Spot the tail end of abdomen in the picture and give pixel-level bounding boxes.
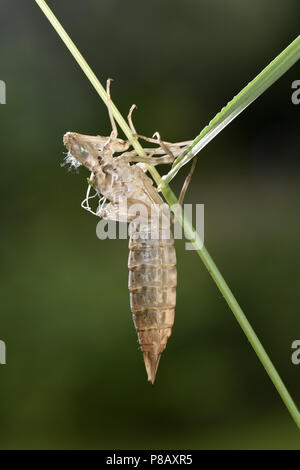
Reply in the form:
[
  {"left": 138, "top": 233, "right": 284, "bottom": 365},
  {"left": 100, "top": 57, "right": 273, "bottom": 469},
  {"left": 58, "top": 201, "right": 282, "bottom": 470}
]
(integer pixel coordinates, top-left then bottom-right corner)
[
  {"left": 143, "top": 351, "right": 161, "bottom": 385},
  {"left": 128, "top": 232, "right": 177, "bottom": 384},
  {"left": 132, "top": 304, "right": 175, "bottom": 384}
]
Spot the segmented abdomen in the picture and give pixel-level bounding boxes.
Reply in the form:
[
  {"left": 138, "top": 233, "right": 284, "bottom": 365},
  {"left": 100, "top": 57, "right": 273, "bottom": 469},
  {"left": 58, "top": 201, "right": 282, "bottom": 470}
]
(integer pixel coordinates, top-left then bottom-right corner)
[{"left": 128, "top": 223, "right": 177, "bottom": 384}]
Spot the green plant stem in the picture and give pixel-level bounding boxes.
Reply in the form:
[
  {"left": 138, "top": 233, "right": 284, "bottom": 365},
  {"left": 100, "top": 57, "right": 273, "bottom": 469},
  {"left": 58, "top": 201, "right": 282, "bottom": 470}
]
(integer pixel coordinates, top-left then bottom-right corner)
[{"left": 35, "top": 0, "right": 300, "bottom": 429}]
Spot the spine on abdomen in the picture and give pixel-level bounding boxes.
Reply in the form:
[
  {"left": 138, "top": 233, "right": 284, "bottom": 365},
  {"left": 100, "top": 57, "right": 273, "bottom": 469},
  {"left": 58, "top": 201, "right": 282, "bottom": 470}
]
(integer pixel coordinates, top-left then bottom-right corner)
[{"left": 128, "top": 223, "right": 177, "bottom": 384}]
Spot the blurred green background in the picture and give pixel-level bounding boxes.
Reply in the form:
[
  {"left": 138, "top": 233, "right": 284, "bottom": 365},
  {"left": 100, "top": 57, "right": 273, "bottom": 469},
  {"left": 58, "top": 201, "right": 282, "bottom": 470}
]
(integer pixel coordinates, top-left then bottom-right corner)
[{"left": 0, "top": 0, "right": 300, "bottom": 449}]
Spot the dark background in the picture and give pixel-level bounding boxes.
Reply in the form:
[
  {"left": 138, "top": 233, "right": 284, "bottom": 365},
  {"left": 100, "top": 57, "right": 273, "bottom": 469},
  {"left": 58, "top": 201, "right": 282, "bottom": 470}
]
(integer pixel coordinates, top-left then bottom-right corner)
[{"left": 0, "top": 0, "right": 300, "bottom": 449}]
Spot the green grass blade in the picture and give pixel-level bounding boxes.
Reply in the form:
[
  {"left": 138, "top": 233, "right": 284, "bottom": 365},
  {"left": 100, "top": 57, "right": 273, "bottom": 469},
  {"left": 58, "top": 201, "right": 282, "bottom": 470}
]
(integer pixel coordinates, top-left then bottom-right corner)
[{"left": 161, "top": 35, "right": 300, "bottom": 187}]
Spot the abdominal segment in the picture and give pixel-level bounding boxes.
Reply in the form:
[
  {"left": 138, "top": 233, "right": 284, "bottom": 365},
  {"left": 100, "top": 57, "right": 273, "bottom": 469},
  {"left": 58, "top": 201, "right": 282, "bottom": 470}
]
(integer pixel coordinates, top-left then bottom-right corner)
[{"left": 128, "top": 225, "right": 177, "bottom": 384}]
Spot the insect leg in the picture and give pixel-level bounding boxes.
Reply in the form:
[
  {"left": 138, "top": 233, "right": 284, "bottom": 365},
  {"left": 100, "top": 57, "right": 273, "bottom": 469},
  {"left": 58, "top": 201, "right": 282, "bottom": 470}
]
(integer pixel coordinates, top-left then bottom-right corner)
[
  {"left": 106, "top": 78, "right": 118, "bottom": 138},
  {"left": 126, "top": 107, "right": 174, "bottom": 164},
  {"left": 134, "top": 134, "right": 192, "bottom": 148},
  {"left": 128, "top": 104, "right": 138, "bottom": 135},
  {"left": 118, "top": 150, "right": 173, "bottom": 166},
  {"left": 127, "top": 105, "right": 175, "bottom": 162},
  {"left": 134, "top": 133, "right": 194, "bottom": 162},
  {"left": 178, "top": 158, "right": 197, "bottom": 205},
  {"left": 127, "top": 106, "right": 191, "bottom": 161},
  {"left": 153, "top": 132, "right": 176, "bottom": 162},
  {"left": 132, "top": 131, "right": 177, "bottom": 163}
]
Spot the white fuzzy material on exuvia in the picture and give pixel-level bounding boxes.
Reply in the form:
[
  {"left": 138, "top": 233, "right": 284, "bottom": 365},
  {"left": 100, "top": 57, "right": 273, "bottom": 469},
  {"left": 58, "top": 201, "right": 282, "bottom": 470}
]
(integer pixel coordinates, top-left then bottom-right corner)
[
  {"left": 81, "top": 171, "right": 107, "bottom": 217},
  {"left": 62, "top": 151, "right": 82, "bottom": 170},
  {"left": 62, "top": 154, "right": 106, "bottom": 216}
]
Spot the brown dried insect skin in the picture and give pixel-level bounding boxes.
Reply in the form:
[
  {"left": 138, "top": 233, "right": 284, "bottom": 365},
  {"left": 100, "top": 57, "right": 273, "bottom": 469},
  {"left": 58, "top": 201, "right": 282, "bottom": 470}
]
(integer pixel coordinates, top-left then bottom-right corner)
[{"left": 63, "top": 79, "right": 194, "bottom": 384}]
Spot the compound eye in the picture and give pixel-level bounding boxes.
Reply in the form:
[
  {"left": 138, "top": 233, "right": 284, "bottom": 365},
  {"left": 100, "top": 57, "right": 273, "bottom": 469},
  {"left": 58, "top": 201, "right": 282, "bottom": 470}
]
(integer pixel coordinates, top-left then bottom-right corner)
[
  {"left": 71, "top": 143, "right": 90, "bottom": 163},
  {"left": 79, "top": 145, "right": 90, "bottom": 161}
]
